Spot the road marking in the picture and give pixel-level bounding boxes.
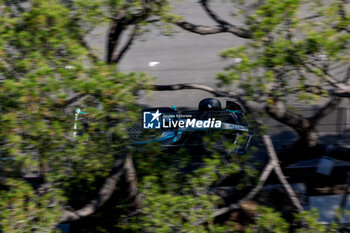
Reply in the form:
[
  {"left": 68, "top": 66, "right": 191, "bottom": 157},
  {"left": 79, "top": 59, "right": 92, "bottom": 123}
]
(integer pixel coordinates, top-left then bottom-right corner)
[
  {"left": 234, "top": 58, "right": 242, "bottom": 64},
  {"left": 148, "top": 61, "right": 160, "bottom": 67}
]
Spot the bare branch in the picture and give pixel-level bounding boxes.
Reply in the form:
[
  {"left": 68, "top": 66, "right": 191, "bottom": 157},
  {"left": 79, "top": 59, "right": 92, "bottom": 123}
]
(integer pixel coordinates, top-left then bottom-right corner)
[
  {"left": 107, "top": 18, "right": 127, "bottom": 63},
  {"left": 61, "top": 154, "right": 126, "bottom": 222},
  {"left": 332, "top": 91, "right": 350, "bottom": 97},
  {"left": 266, "top": 100, "right": 311, "bottom": 132},
  {"left": 146, "top": 19, "right": 160, "bottom": 24},
  {"left": 175, "top": 0, "right": 252, "bottom": 38},
  {"left": 195, "top": 135, "right": 303, "bottom": 225},
  {"left": 194, "top": 160, "right": 275, "bottom": 225},
  {"left": 124, "top": 154, "right": 142, "bottom": 208},
  {"left": 55, "top": 93, "right": 88, "bottom": 108},
  {"left": 301, "top": 14, "right": 321, "bottom": 20},
  {"left": 294, "top": 85, "right": 325, "bottom": 96},
  {"left": 200, "top": 0, "right": 234, "bottom": 26},
  {"left": 174, "top": 21, "right": 251, "bottom": 38},
  {"left": 309, "top": 97, "right": 342, "bottom": 126},
  {"left": 114, "top": 25, "right": 138, "bottom": 64},
  {"left": 262, "top": 135, "right": 304, "bottom": 212},
  {"left": 345, "top": 66, "right": 350, "bottom": 85},
  {"left": 153, "top": 83, "right": 238, "bottom": 98},
  {"left": 323, "top": 70, "right": 350, "bottom": 90},
  {"left": 0, "top": 56, "right": 21, "bottom": 79},
  {"left": 304, "top": 63, "right": 350, "bottom": 91},
  {"left": 309, "top": 65, "right": 350, "bottom": 124}
]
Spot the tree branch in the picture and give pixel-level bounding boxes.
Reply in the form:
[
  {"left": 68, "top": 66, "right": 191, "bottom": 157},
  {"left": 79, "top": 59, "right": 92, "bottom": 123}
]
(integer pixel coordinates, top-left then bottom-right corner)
[
  {"left": 304, "top": 63, "right": 350, "bottom": 91},
  {"left": 200, "top": 0, "right": 236, "bottom": 26},
  {"left": 262, "top": 135, "right": 304, "bottom": 212},
  {"left": 0, "top": 56, "right": 21, "bottom": 80},
  {"left": 266, "top": 100, "right": 311, "bottom": 132},
  {"left": 222, "top": 161, "right": 275, "bottom": 213},
  {"left": 153, "top": 83, "right": 238, "bottom": 98},
  {"left": 55, "top": 93, "right": 88, "bottom": 108},
  {"left": 78, "top": 37, "right": 100, "bottom": 63},
  {"left": 309, "top": 64, "right": 350, "bottom": 124},
  {"left": 107, "top": 18, "right": 127, "bottom": 63},
  {"left": 309, "top": 97, "right": 342, "bottom": 126},
  {"left": 174, "top": 21, "right": 251, "bottom": 38},
  {"left": 301, "top": 14, "right": 321, "bottom": 20},
  {"left": 61, "top": 154, "right": 126, "bottom": 222},
  {"left": 332, "top": 91, "right": 350, "bottom": 97},
  {"left": 124, "top": 154, "right": 142, "bottom": 208},
  {"left": 194, "top": 158, "right": 275, "bottom": 225},
  {"left": 194, "top": 135, "right": 303, "bottom": 225},
  {"left": 173, "top": 0, "right": 251, "bottom": 38},
  {"left": 114, "top": 25, "right": 138, "bottom": 64}
]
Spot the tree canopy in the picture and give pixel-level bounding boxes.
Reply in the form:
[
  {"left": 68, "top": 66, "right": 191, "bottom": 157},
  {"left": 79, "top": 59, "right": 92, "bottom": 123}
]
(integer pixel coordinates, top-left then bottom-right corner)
[{"left": 0, "top": 0, "right": 350, "bottom": 232}]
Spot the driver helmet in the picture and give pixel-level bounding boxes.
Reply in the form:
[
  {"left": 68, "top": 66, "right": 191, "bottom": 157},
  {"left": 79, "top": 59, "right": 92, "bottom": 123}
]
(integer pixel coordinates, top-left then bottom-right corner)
[{"left": 198, "top": 98, "right": 222, "bottom": 111}]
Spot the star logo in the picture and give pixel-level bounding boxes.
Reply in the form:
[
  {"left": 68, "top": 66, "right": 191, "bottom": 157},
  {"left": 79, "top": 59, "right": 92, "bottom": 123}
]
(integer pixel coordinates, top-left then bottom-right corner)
[
  {"left": 143, "top": 109, "right": 162, "bottom": 129},
  {"left": 151, "top": 109, "right": 162, "bottom": 122}
]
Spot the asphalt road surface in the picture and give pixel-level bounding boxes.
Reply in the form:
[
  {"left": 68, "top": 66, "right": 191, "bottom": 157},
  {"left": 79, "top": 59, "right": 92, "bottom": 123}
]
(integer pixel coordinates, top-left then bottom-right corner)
[
  {"left": 87, "top": 0, "right": 245, "bottom": 108},
  {"left": 86, "top": 0, "right": 350, "bottom": 145}
]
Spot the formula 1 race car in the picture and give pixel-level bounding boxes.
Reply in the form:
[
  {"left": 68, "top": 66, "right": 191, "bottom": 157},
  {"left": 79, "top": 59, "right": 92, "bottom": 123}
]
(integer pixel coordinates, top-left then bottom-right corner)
[
  {"left": 129, "top": 98, "right": 252, "bottom": 155},
  {"left": 73, "top": 98, "right": 252, "bottom": 155}
]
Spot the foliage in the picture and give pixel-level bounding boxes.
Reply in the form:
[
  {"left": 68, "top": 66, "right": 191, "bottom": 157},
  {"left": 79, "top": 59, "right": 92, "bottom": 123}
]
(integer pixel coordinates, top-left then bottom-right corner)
[
  {"left": 294, "top": 208, "right": 338, "bottom": 233},
  {"left": 121, "top": 138, "right": 248, "bottom": 233},
  {"left": 0, "top": 179, "right": 63, "bottom": 233},
  {"left": 246, "top": 207, "right": 338, "bottom": 233},
  {"left": 218, "top": 0, "right": 350, "bottom": 103},
  {"left": 0, "top": 1, "right": 245, "bottom": 232},
  {"left": 0, "top": 0, "right": 349, "bottom": 232},
  {"left": 0, "top": 0, "right": 152, "bottom": 231},
  {"left": 246, "top": 206, "right": 290, "bottom": 233}
]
